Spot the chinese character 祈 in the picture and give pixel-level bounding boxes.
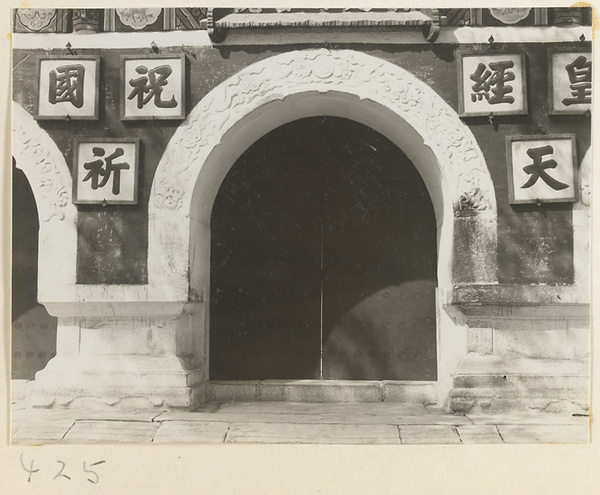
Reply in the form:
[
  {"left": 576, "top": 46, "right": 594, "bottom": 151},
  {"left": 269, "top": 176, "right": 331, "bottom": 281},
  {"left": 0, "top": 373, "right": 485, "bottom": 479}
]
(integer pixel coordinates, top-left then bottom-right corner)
[
  {"left": 127, "top": 65, "right": 177, "bottom": 109},
  {"left": 48, "top": 64, "right": 85, "bottom": 108},
  {"left": 562, "top": 55, "right": 592, "bottom": 106},
  {"left": 521, "top": 145, "right": 569, "bottom": 191},
  {"left": 82, "top": 147, "right": 130, "bottom": 195},
  {"left": 470, "top": 60, "right": 515, "bottom": 105}
]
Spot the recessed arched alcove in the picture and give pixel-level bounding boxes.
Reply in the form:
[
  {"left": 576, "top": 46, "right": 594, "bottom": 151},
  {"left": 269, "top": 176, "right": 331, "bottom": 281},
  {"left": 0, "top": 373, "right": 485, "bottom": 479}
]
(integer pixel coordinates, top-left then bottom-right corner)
[{"left": 209, "top": 116, "right": 438, "bottom": 382}]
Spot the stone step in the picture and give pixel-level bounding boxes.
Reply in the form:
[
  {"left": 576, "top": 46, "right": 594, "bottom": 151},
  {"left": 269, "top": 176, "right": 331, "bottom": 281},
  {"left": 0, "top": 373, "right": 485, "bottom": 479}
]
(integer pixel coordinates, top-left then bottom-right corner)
[
  {"left": 449, "top": 387, "right": 589, "bottom": 414},
  {"left": 30, "top": 385, "right": 202, "bottom": 409},
  {"left": 453, "top": 373, "right": 588, "bottom": 390},
  {"left": 455, "top": 356, "right": 588, "bottom": 375},
  {"left": 207, "top": 380, "right": 439, "bottom": 404}
]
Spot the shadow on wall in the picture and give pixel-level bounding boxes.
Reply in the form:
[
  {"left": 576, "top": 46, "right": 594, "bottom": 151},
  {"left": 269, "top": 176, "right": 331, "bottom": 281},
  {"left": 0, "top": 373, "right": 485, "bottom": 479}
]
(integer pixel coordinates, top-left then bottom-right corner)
[
  {"left": 12, "top": 164, "right": 57, "bottom": 380},
  {"left": 210, "top": 117, "right": 438, "bottom": 382},
  {"left": 321, "top": 280, "right": 438, "bottom": 381}
]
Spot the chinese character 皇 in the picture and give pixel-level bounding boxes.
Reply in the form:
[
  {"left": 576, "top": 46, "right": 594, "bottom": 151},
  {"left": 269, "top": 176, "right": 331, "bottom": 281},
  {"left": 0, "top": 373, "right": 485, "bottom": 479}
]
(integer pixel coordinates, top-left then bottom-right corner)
[
  {"left": 82, "top": 147, "right": 130, "bottom": 196},
  {"left": 521, "top": 145, "right": 569, "bottom": 191},
  {"left": 470, "top": 60, "right": 516, "bottom": 105},
  {"left": 127, "top": 65, "right": 177, "bottom": 110},
  {"left": 48, "top": 64, "right": 85, "bottom": 108},
  {"left": 562, "top": 55, "right": 592, "bottom": 106}
]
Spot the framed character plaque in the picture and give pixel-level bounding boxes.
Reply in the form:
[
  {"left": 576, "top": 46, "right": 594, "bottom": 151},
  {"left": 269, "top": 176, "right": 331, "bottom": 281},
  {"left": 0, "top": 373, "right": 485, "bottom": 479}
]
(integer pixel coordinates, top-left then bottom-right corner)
[
  {"left": 506, "top": 135, "right": 577, "bottom": 205},
  {"left": 73, "top": 138, "right": 140, "bottom": 205},
  {"left": 35, "top": 55, "right": 100, "bottom": 120},
  {"left": 120, "top": 55, "right": 186, "bottom": 120},
  {"left": 548, "top": 49, "right": 592, "bottom": 115},
  {"left": 458, "top": 52, "right": 527, "bottom": 117}
]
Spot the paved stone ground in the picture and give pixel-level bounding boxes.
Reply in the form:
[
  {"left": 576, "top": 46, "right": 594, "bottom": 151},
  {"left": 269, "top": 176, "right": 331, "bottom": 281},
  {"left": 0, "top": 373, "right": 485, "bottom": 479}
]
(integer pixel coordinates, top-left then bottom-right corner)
[{"left": 11, "top": 398, "right": 589, "bottom": 445}]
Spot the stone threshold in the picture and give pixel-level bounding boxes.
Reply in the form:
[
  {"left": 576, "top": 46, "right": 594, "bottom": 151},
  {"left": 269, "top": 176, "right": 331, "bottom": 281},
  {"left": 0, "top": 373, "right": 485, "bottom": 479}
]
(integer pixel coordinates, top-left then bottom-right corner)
[{"left": 206, "top": 379, "right": 439, "bottom": 404}]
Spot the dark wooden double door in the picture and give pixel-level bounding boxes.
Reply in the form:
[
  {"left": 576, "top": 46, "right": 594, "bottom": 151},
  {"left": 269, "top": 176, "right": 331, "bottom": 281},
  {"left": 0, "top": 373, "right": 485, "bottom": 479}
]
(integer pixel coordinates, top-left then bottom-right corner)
[{"left": 210, "top": 117, "right": 437, "bottom": 381}]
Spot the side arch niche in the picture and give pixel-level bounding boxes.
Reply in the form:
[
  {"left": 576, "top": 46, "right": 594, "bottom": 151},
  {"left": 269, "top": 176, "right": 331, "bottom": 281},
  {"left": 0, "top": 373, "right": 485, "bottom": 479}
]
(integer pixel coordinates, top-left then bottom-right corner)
[{"left": 11, "top": 102, "right": 77, "bottom": 304}]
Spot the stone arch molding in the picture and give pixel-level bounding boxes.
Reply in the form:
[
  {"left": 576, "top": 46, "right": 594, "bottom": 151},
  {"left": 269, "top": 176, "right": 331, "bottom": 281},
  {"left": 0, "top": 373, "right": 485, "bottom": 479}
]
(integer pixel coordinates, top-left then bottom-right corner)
[
  {"left": 149, "top": 49, "right": 498, "bottom": 302},
  {"left": 12, "top": 102, "right": 77, "bottom": 303}
]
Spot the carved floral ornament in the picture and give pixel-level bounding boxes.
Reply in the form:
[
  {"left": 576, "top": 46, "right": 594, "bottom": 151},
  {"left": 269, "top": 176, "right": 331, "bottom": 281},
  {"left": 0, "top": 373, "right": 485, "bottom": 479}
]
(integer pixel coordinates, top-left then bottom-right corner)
[
  {"left": 16, "top": 9, "right": 56, "bottom": 32},
  {"left": 116, "top": 8, "right": 162, "bottom": 30},
  {"left": 488, "top": 8, "right": 531, "bottom": 24},
  {"left": 12, "top": 104, "right": 73, "bottom": 222},
  {"left": 153, "top": 50, "right": 495, "bottom": 214}
]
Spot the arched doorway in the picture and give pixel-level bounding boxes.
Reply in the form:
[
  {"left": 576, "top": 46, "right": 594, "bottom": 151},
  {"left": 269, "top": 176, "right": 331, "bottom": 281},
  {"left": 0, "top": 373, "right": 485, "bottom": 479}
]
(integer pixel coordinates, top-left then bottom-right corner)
[
  {"left": 148, "top": 48, "right": 497, "bottom": 405},
  {"left": 210, "top": 117, "right": 437, "bottom": 381}
]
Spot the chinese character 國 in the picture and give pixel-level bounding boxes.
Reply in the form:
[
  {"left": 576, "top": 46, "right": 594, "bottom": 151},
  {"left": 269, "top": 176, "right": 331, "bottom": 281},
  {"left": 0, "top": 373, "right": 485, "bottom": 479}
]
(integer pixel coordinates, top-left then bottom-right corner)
[
  {"left": 127, "top": 64, "right": 177, "bottom": 109},
  {"left": 48, "top": 64, "right": 85, "bottom": 108},
  {"left": 562, "top": 55, "right": 592, "bottom": 106},
  {"left": 470, "top": 60, "right": 515, "bottom": 105},
  {"left": 82, "top": 147, "right": 130, "bottom": 196},
  {"left": 521, "top": 145, "right": 569, "bottom": 191}
]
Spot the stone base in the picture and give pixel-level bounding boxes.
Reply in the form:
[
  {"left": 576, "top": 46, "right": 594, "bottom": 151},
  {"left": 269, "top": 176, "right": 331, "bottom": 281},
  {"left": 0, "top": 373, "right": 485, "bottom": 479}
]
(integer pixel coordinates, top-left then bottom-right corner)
[
  {"left": 207, "top": 380, "right": 439, "bottom": 404},
  {"left": 31, "top": 355, "right": 205, "bottom": 409},
  {"left": 448, "top": 356, "right": 589, "bottom": 414}
]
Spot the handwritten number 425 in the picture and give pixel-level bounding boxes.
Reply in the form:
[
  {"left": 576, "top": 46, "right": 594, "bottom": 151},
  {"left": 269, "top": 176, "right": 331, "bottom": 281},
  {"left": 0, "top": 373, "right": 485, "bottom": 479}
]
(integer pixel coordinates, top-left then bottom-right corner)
[{"left": 20, "top": 454, "right": 105, "bottom": 483}]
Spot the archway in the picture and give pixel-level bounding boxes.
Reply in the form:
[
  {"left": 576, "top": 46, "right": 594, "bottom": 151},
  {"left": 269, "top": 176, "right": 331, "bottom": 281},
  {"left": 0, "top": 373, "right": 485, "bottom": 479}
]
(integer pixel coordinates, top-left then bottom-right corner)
[
  {"left": 149, "top": 49, "right": 497, "bottom": 305},
  {"left": 148, "top": 49, "right": 497, "bottom": 400},
  {"left": 209, "top": 117, "right": 438, "bottom": 381}
]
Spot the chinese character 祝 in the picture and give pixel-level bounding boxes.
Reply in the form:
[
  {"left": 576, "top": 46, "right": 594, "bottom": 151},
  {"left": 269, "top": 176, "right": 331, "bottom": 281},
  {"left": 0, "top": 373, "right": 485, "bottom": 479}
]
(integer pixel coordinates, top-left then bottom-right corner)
[
  {"left": 82, "top": 147, "right": 130, "bottom": 195},
  {"left": 127, "top": 65, "right": 177, "bottom": 109},
  {"left": 521, "top": 145, "right": 569, "bottom": 191},
  {"left": 562, "top": 55, "right": 592, "bottom": 106},
  {"left": 49, "top": 64, "right": 85, "bottom": 108},
  {"left": 470, "top": 60, "right": 515, "bottom": 105}
]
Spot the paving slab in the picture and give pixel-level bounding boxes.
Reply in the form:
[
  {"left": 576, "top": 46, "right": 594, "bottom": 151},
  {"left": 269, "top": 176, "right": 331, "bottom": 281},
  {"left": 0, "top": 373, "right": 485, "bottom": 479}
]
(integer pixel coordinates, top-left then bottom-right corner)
[
  {"left": 12, "top": 407, "right": 162, "bottom": 423},
  {"left": 156, "top": 411, "right": 468, "bottom": 426},
  {"left": 62, "top": 420, "right": 159, "bottom": 444},
  {"left": 496, "top": 424, "right": 589, "bottom": 444},
  {"left": 11, "top": 421, "right": 76, "bottom": 445},
  {"left": 153, "top": 421, "right": 230, "bottom": 443},
  {"left": 456, "top": 425, "right": 504, "bottom": 444},
  {"left": 399, "top": 425, "right": 461, "bottom": 444},
  {"left": 225, "top": 422, "right": 400, "bottom": 444},
  {"left": 465, "top": 413, "right": 588, "bottom": 426}
]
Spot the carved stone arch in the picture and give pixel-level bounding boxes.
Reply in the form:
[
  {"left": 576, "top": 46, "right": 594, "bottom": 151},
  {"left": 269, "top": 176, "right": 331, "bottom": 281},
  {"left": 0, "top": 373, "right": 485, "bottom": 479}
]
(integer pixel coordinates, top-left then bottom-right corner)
[
  {"left": 149, "top": 49, "right": 498, "bottom": 303},
  {"left": 12, "top": 102, "right": 77, "bottom": 303}
]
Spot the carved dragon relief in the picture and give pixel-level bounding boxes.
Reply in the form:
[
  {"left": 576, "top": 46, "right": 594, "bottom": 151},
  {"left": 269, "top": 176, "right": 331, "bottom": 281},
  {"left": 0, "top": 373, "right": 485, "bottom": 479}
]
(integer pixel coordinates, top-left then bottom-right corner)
[
  {"left": 154, "top": 49, "right": 494, "bottom": 213},
  {"left": 13, "top": 119, "right": 72, "bottom": 222}
]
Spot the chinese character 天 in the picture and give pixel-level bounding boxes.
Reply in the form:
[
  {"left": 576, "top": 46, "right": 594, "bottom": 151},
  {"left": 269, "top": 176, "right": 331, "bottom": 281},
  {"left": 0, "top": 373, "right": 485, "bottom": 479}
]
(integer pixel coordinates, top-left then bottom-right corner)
[{"left": 521, "top": 145, "right": 569, "bottom": 191}]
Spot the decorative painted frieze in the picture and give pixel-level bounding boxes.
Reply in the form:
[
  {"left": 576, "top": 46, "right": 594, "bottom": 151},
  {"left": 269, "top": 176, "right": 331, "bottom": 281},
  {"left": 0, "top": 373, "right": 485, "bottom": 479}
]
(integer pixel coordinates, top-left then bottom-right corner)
[
  {"left": 14, "top": 9, "right": 61, "bottom": 33},
  {"left": 116, "top": 8, "right": 162, "bottom": 30},
  {"left": 72, "top": 9, "right": 102, "bottom": 33},
  {"left": 488, "top": 8, "right": 532, "bottom": 25}
]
